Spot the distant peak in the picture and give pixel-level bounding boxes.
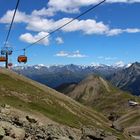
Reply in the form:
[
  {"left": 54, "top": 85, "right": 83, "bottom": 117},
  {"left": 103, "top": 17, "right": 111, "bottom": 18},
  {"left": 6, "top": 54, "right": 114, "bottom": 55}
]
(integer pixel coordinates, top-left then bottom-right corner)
[
  {"left": 132, "top": 62, "right": 140, "bottom": 66},
  {"left": 91, "top": 63, "right": 107, "bottom": 68}
]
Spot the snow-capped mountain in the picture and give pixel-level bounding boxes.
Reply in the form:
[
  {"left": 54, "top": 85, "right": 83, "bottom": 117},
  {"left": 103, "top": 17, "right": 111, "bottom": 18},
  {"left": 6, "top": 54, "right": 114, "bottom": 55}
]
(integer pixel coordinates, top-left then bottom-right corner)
[
  {"left": 112, "top": 61, "right": 132, "bottom": 68},
  {"left": 12, "top": 63, "right": 129, "bottom": 88},
  {"left": 110, "top": 62, "right": 140, "bottom": 95}
]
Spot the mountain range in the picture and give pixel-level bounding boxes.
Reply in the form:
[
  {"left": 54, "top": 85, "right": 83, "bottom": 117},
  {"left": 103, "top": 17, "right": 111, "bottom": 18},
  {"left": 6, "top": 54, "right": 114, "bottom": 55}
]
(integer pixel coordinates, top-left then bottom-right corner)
[
  {"left": 13, "top": 63, "right": 128, "bottom": 88},
  {"left": 13, "top": 62, "right": 140, "bottom": 96},
  {"left": 110, "top": 62, "right": 140, "bottom": 96}
]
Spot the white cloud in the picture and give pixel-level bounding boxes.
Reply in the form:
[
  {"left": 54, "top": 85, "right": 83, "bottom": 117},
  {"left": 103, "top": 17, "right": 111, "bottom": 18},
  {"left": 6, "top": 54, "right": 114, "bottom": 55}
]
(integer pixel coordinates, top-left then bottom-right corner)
[
  {"left": 46, "top": 0, "right": 140, "bottom": 15},
  {"left": 107, "top": 28, "right": 140, "bottom": 36},
  {"left": 56, "top": 37, "right": 64, "bottom": 44},
  {"left": 19, "top": 32, "right": 50, "bottom": 46},
  {"left": 1, "top": 10, "right": 140, "bottom": 37},
  {"left": 31, "top": 0, "right": 140, "bottom": 18},
  {"left": 0, "top": 11, "right": 110, "bottom": 35},
  {"left": 107, "top": 0, "right": 140, "bottom": 3},
  {"left": 25, "top": 16, "right": 140, "bottom": 36},
  {"left": 107, "top": 29, "right": 123, "bottom": 36},
  {"left": 25, "top": 17, "right": 110, "bottom": 35},
  {"left": 125, "top": 28, "right": 140, "bottom": 33},
  {"left": 55, "top": 50, "right": 87, "bottom": 58},
  {"left": 32, "top": 7, "right": 55, "bottom": 17},
  {"left": 1, "top": 0, "right": 139, "bottom": 24},
  {"left": 0, "top": 10, "right": 29, "bottom": 23},
  {"left": 61, "top": 19, "right": 109, "bottom": 35},
  {"left": 0, "top": 1, "right": 140, "bottom": 47},
  {"left": 55, "top": 51, "right": 69, "bottom": 57},
  {"left": 3, "top": 9, "right": 140, "bottom": 37}
]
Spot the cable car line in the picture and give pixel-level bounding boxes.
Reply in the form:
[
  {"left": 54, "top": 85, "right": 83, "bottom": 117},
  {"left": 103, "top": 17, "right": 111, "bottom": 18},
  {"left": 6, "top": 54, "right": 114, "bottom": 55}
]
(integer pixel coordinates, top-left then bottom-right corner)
[
  {"left": 0, "top": 0, "right": 20, "bottom": 68},
  {"left": 14, "top": 0, "right": 106, "bottom": 52},
  {"left": 8, "top": 0, "right": 106, "bottom": 65},
  {"left": 3, "top": 0, "right": 20, "bottom": 48}
]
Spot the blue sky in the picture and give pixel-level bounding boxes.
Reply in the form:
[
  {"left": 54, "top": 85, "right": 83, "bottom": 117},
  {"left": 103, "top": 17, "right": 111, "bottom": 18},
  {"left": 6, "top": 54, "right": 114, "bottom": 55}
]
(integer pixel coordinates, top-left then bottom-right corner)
[{"left": 0, "top": 0, "right": 140, "bottom": 66}]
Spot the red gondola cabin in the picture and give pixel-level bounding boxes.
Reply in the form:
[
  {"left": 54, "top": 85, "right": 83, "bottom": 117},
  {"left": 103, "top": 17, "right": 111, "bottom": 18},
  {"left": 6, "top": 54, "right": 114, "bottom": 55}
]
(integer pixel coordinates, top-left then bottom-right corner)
[
  {"left": 18, "top": 55, "right": 27, "bottom": 63},
  {"left": 0, "top": 57, "right": 6, "bottom": 62}
]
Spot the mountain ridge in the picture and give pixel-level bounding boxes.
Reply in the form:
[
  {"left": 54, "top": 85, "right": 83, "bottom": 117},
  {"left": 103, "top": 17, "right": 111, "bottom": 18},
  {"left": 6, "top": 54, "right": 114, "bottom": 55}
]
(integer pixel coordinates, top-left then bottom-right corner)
[
  {"left": 12, "top": 63, "right": 127, "bottom": 88},
  {"left": 57, "top": 74, "right": 137, "bottom": 116},
  {"left": 56, "top": 74, "right": 140, "bottom": 139},
  {"left": 110, "top": 62, "right": 140, "bottom": 95}
]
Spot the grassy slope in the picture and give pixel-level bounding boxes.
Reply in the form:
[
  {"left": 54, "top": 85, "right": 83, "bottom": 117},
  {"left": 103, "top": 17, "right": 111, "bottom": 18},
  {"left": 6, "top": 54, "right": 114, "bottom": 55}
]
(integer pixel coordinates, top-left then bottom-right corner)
[
  {"left": 114, "top": 109, "right": 140, "bottom": 129},
  {"left": 64, "top": 74, "right": 140, "bottom": 138},
  {"left": 67, "top": 75, "right": 140, "bottom": 117},
  {"left": 0, "top": 68, "right": 128, "bottom": 139},
  {"left": 0, "top": 69, "right": 114, "bottom": 131}
]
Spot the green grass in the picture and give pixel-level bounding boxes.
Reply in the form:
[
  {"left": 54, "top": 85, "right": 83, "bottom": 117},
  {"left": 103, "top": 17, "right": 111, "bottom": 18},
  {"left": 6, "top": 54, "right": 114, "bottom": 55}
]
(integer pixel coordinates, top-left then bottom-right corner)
[
  {"left": 0, "top": 73, "right": 107, "bottom": 128},
  {"left": 0, "top": 70, "right": 129, "bottom": 139},
  {"left": 118, "top": 111, "right": 140, "bottom": 128}
]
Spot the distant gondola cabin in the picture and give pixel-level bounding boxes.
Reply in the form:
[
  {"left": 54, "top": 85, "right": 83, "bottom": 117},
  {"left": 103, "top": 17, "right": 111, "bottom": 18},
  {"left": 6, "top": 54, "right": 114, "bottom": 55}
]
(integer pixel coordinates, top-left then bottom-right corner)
[
  {"left": 8, "top": 63, "right": 13, "bottom": 67},
  {"left": 18, "top": 55, "right": 27, "bottom": 63}
]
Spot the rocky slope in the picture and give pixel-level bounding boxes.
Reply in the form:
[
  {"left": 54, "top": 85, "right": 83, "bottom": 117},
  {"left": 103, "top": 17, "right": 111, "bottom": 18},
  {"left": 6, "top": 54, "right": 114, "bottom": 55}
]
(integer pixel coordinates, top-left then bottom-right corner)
[
  {"left": 57, "top": 74, "right": 140, "bottom": 139},
  {"left": 0, "top": 68, "right": 125, "bottom": 140},
  {"left": 59, "top": 75, "right": 136, "bottom": 115},
  {"left": 110, "top": 62, "right": 140, "bottom": 96},
  {"left": 0, "top": 104, "right": 120, "bottom": 140}
]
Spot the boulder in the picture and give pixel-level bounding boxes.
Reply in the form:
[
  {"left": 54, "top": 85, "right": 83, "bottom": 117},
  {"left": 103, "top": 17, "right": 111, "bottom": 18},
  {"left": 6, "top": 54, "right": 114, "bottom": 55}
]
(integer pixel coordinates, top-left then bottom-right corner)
[
  {"left": 26, "top": 116, "right": 37, "bottom": 123},
  {"left": 0, "top": 127, "right": 5, "bottom": 138},
  {"left": 0, "top": 121, "right": 25, "bottom": 140},
  {"left": 2, "top": 136, "right": 14, "bottom": 140}
]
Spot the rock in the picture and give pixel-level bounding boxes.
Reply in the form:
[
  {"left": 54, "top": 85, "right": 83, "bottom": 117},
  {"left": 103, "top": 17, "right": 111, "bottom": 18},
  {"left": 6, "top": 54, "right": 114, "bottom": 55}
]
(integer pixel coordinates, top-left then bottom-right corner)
[
  {"left": 25, "top": 136, "right": 31, "bottom": 140},
  {"left": 57, "top": 137, "right": 71, "bottom": 140},
  {"left": 69, "top": 136, "right": 74, "bottom": 140},
  {"left": 104, "top": 136, "right": 118, "bottom": 140},
  {"left": 0, "top": 121, "right": 25, "bottom": 140},
  {"left": 36, "top": 133, "right": 45, "bottom": 139},
  {"left": 26, "top": 116, "right": 37, "bottom": 123},
  {"left": 0, "top": 127, "right": 5, "bottom": 138},
  {"left": 47, "top": 137, "right": 53, "bottom": 140},
  {"left": 2, "top": 136, "right": 14, "bottom": 140},
  {"left": 108, "top": 112, "right": 119, "bottom": 121},
  {"left": 10, "top": 127, "right": 25, "bottom": 140},
  {"left": 4, "top": 105, "right": 10, "bottom": 109},
  {"left": 45, "top": 124, "right": 81, "bottom": 140},
  {"left": 81, "top": 127, "right": 103, "bottom": 139},
  {"left": 0, "top": 108, "right": 10, "bottom": 115},
  {"left": 12, "top": 116, "right": 23, "bottom": 127},
  {"left": 0, "top": 108, "right": 118, "bottom": 140},
  {"left": 81, "top": 135, "right": 103, "bottom": 140}
]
